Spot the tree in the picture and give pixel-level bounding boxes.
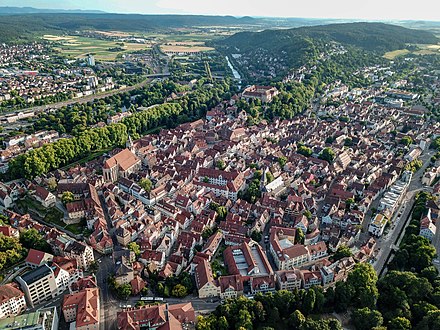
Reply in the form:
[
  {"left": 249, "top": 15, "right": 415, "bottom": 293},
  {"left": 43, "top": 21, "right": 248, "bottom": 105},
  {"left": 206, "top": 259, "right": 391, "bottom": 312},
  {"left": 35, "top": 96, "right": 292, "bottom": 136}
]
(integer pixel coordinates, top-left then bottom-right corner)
[
  {"left": 400, "top": 136, "right": 413, "bottom": 147},
  {"left": 61, "top": 191, "right": 74, "bottom": 204},
  {"left": 289, "top": 310, "right": 306, "bottom": 328},
  {"left": 266, "top": 172, "right": 274, "bottom": 183},
  {"left": 172, "top": 284, "right": 188, "bottom": 298},
  {"left": 278, "top": 156, "right": 287, "bottom": 168},
  {"left": 387, "top": 317, "right": 411, "bottom": 330},
  {"left": 319, "top": 147, "right": 336, "bottom": 163},
  {"left": 332, "top": 245, "right": 353, "bottom": 262},
  {"left": 302, "top": 289, "right": 316, "bottom": 315},
  {"left": 295, "top": 228, "right": 305, "bottom": 244},
  {"left": 298, "top": 145, "right": 313, "bottom": 157},
  {"left": 89, "top": 261, "right": 99, "bottom": 273},
  {"left": 19, "top": 228, "right": 51, "bottom": 253},
  {"left": 346, "top": 263, "right": 378, "bottom": 309},
  {"left": 251, "top": 230, "right": 262, "bottom": 242},
  {"left": 127, "top": 242, "right": 141, "bottom": 256},
  {"left": 216, "top": 159, "right": 226, "bottom": 170},
  {"left": 139, "top": 178, "right": 152, "bottom": 192},
  {"left": 118, "top": 283, "right": 132, "bottom": 299},
  {"left": 352, "top": 308, "right": 383, "bottom": 330}
]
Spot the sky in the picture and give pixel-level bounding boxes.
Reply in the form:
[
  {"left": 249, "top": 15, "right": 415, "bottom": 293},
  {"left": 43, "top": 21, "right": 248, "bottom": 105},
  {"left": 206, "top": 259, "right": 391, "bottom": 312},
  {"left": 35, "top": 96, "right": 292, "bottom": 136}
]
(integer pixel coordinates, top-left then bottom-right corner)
[{"left": 2, "top": 0, "right": 440, "bottom": 21}]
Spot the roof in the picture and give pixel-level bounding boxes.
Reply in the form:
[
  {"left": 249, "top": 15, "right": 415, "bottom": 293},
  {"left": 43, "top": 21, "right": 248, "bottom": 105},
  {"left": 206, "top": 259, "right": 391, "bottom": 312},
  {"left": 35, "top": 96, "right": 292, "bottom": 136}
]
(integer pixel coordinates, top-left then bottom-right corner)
[
  {"left": 25, "top": 249, "right": 53, "bottom": 267},
  {"left": 63, "top": 288, "right": 100, "bottom": 327},
  {"left": 104, "top": 148, "right": 140, "bottom": 171},
  {"left": 0, "top": 283, "right": 24, "bottom": 304},
  {"left": 19, "top": 264, "right": 53, "bottom": 285}
]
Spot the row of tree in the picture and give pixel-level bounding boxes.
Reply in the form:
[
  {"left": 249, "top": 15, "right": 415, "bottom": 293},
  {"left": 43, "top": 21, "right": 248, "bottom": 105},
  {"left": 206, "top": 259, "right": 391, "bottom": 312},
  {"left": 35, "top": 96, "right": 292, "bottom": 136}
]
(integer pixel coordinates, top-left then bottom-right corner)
[{"left": 8, "top": 81, "right": 232, "bottom": 179}]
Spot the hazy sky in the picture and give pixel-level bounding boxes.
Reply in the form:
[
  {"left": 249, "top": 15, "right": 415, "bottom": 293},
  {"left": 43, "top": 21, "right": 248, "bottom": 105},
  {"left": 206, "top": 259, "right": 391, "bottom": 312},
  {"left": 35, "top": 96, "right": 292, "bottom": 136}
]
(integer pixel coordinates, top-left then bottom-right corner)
[{"left": 3, "top": 0, "right": 440, "bottom": 21}]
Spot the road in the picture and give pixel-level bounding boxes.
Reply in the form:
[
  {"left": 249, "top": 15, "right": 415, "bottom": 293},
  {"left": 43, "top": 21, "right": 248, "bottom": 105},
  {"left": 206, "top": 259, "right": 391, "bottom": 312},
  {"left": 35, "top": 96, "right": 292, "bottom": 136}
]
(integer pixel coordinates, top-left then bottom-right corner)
[
  {"left": 373, "top": 149, "right": 435, "bottom": 276},
  {"left": 96, "top": 254, "right": 119, "bottom": 330}
]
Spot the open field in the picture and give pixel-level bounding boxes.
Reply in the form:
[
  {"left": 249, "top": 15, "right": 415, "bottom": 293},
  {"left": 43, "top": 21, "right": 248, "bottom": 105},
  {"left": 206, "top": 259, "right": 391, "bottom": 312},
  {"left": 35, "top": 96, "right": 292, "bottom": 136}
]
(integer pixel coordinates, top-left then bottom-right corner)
[
  {"left": 383, "top": 49, "right": 410, "bottom": 59},
  {"left": 43, "top": 35, "right": 151, "bottom": 61},
  {"left": 384, "top": 43, "right": 440, "bottom": 59}
]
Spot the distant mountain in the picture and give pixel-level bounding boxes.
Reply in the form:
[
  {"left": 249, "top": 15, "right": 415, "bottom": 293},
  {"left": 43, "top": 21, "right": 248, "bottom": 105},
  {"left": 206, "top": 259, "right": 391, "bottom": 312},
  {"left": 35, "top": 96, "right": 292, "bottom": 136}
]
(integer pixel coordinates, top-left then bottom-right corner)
[
  {"left": 214, "top": 22, "right": 438, "bottom": 54},
  {"left": 0, "top": 6, "right": 105, "bottom": 14}
]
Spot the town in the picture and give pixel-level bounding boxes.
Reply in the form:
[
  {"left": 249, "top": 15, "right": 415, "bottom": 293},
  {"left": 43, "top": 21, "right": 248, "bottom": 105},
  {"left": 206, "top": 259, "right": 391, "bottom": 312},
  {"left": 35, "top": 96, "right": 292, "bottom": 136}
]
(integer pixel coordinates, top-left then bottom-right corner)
[{"left": 0, "top": 5, "right": 439, "bottom": 330}]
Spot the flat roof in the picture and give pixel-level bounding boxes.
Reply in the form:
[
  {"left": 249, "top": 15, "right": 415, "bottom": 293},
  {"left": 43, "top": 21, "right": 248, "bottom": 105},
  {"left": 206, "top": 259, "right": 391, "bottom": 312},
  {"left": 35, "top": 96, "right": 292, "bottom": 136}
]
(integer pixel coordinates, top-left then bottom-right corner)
[{"left": 19, "top": 264, "right": 52, "bottom": 284}]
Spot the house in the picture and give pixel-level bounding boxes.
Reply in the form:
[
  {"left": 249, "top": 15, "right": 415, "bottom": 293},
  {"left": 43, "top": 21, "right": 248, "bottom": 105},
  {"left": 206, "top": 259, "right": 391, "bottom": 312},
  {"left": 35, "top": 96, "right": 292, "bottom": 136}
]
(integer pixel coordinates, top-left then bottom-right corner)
[
  {"left": 195, "top": 258, "right": 219, "bottom": 299},
  {"left": 242, "top": 85, "right": 279, "bottom": 103},
  {"left": 275, "top": 269, "right": 302, "bottom": 291},
  {"left": 218, "top": 275, "right": 243, "bottom": 300},
  {"left": 0, "top": 283, "right": 26, "bottom": 319},
  {"left": 103, "top": 148, "right": 141, "bottom": 182},
  {"left": 16, "top": 264, "right": 59, "bottom": 308},
  {"left": 34, "top": 186, "right": 56, "bottom": 208},
  {"left": 62, "top": 288, "right": 100, "bottom": 330},
  {"left": 0, "top": 225, "right": 19, "bottom": 238},
  {"left": 25, "top": 249, "right": 54, "bottom": 269},
  {"left": 117, "top": 303, "right": 195, "bottom": 330},
  {"left": 368, "top": 213, "right": 388, "bottom": 237},
  {"left": 63, "top": 241, "right": 95, "bottom": 271},
  {"left": 420, "top": 210, "right": 436, "bottom": 242}
]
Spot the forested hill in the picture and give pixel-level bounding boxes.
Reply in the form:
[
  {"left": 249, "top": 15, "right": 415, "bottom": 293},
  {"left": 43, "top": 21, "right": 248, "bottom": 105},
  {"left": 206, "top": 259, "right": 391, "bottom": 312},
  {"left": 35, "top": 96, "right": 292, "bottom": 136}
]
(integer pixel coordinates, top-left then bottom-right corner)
[
  {"left": 214, "top": 22, "right": 438, "bottom": 53},
  {"left": 0, "top": 13, "right": 258, "bottom": 43}
]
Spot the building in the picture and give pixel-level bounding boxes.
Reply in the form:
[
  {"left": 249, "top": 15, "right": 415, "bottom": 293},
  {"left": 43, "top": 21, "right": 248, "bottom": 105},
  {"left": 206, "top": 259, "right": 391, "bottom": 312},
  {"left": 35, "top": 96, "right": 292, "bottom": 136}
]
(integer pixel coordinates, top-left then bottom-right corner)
[
  {"left": 62, "top": 288, "right": 100, "bottom": 330},
  {"left": 117, "top": 302, "right": 195, "bottom": 330},
  {"left": 16, "top": 265, "right": 59, "bottom": 308},
  {"left": 34, "top": 186, "right": 56, "bottom": 208},
  {"left": 0, "top": 306, "right": 59, "bottom": 330},
  {"left": 420, "top": 210, "right": 436, "bottom": 242},
  {"left": 195, "top": 258, "right": 219, "bottom": 299},
  {"left": 103, "top": 148, "right": 141, "bottom": 182},
  {"left": 87, "top": 54, "right": 95, "bottom": 66},
  {"left": 242, "top": 85, "right": 279, "bottom": 103},
  {"left": 25, "top": 249, "right": 54, "bottom": 269},
  {"left": 195, "top": 168, "right": 245, "bottom": 201},
  {"left": 275, "top": 269, "right": 302, "bottom": 291},
  {"left": 368, "top": 213, "right": 388, "bottom": 237},
  {"left": 218, "top": 275, "right": 243, "bottom": 300},
  {"left": 0, "top": 283, "right": 26, "bottom": 319},
  {"left": 63, "top": 241, "right": 95, "bottom": 270}
]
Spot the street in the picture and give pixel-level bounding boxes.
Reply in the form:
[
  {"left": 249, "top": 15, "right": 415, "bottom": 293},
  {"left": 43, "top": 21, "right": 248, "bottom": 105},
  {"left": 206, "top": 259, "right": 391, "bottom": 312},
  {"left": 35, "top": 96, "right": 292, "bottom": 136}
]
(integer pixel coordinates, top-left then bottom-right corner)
[{"left": 373, "top": 149, "right": 434, "bottom": 276}]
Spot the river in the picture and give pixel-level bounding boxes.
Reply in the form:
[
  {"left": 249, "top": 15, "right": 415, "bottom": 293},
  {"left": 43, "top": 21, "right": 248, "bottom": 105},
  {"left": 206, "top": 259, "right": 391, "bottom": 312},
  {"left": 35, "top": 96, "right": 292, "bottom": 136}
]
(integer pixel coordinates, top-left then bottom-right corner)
[{"left": 226, "top": 56, "right": 242, "bottom": 87}]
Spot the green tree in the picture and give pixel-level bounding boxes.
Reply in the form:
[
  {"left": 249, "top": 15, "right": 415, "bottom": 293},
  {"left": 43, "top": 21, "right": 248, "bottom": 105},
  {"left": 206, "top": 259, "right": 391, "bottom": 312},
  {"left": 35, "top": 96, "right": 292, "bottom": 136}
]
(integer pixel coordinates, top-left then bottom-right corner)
[
  {"left": 127, "top": 242, "right": 141, "bottom": 256},
  {"left": 400, "top": 136, "right": 413, "bottom": 147},
  {"left": 19, "top": 228, "right": 51, "bottom": 253},
  {"left": 172, "top": 284, "right": 188, "bottom": 298},
  {"left": 347, "top": 263, "right": 378, "bottom": 309},
  {"left": 216, "top": 160, "right": 226, "bottom": 170},
  {"left": 61, "top": 191, "right": 74, "bottom": 204},
  {"left": 289, "top": 310, "right": 306, "bottom": 328},
  {"left": 278, "top": 156, "right": 287, "bottom": 168},
  {"left": 295, "top": 227, "right": 305, "bottom": 244},
  {"left": 387, "top": 317, "right": 411, "bottom": 330},
  {"left": 319, "top": 147, "right": 336, "bottom": 163},
  {"left": 118, "top": 283, "right": 132, "bottom": 299},
  {"left": 139, "top": 178, "right": 153, "bottom": 192},
  {"left": 298, "top": 145, "right": 313, "bottom": 157},
  {"left": 352, "top": 308, "right": 383, "bottom": 330},
  {"left": 332, "top": 245, "right": 353, "bottom": 262}
]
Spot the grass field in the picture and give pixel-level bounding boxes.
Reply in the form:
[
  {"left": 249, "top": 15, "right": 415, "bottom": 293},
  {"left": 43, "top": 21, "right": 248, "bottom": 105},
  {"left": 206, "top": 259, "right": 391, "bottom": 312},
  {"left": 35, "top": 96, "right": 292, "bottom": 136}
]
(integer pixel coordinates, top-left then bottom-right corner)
[
  {"left": 43, "top": 34, "right": 151, "bottom": 61},
  {"left": 384, "top": 43, "right": 440, "bottom": 59},
  {"left": 383, "top": 49, "right": 410, "bottom": 59}
]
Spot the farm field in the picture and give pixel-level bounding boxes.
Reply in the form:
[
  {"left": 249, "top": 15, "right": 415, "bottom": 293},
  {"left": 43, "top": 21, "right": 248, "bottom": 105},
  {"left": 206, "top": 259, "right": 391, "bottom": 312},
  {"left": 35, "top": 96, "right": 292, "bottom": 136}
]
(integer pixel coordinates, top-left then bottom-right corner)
[
  {"left": 160, "top": 43, "right": 215, "bottom": 54},
  {"left": 42, "top": 34, "right": 151, "bottom": 61},
  {"left": 383, "top": 43, "right": 440, "bottom": 59}
]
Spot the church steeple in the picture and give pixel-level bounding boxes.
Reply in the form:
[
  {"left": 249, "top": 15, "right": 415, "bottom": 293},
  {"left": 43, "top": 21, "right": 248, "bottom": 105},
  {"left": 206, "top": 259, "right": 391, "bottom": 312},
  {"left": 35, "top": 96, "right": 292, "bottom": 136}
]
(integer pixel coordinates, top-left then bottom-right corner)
[{"left": 126, "top": 134, "right": 135, "bottom": 153}]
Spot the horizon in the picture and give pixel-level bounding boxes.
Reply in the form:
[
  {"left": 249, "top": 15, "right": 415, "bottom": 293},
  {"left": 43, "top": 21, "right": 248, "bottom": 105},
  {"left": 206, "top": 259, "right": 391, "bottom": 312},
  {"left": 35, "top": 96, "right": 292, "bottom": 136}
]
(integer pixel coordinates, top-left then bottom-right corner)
[{"left": 1, "top": 0, "right": 440, "bottom": 21}]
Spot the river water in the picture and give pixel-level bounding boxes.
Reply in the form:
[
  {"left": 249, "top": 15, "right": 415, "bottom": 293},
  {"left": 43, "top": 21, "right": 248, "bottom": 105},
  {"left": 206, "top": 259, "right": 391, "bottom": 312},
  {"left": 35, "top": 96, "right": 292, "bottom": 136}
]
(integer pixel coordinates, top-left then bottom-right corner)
[{"left": 226, "top": 56, "right": 242, "bottom": 88}]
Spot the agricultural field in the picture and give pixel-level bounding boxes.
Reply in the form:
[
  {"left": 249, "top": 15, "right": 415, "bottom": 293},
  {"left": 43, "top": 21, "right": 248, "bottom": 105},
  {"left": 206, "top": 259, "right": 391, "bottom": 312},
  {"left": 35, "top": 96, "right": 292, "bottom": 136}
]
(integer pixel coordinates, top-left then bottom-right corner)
[
  {"left": 42, "top": 34, "right": 151, "bottom": 61},
  {"left": 383, "top": 43, "right": 440, "bottom": 59},
  {"left": 383, "top": 49, "right": 410, "bottom": 59}
]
